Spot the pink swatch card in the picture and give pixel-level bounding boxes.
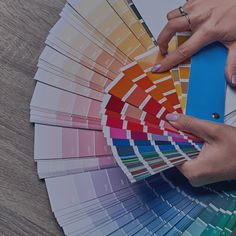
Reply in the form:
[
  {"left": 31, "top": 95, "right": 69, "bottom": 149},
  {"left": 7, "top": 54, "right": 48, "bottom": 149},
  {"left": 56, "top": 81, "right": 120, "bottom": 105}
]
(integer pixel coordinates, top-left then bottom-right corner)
[{"left": 34, "top": 124, "right": 112, "bottom": 160}]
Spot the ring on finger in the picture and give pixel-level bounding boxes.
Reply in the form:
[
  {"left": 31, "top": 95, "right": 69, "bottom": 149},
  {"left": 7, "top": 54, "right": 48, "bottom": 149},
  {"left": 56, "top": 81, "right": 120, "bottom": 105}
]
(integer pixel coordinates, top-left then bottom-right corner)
[
  {"left": 178, "top": 6, "right": 187, "bottom": 16},
  {"left": 184, "top": 14, "right": 192, "bottom": 30},
  {"left": 178, "top": 6, "right": 192, "bottom": 30}
]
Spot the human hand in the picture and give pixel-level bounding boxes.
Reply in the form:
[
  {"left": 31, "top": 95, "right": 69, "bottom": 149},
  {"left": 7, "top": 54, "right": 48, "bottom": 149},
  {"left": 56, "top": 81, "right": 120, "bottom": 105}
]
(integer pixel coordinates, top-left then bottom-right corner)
[
  {"left": 166, "top": 113, "right": 236, "bottom": 187},
  {"left": 152, "top": 0, "right": 236, "bottom": 87}
]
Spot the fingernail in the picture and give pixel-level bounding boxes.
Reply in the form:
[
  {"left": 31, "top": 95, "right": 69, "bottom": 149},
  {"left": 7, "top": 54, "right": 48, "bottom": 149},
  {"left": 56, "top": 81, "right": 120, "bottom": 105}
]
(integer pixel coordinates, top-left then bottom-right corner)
[
  {"left": 231, "top": 74, "right": 236, "bottom": 86},
  {"left": 166, "top": 113, "right": 179, "bottom": 122},
  {"left": 151, "top": 64, "right": 161, "bottom": 73}
]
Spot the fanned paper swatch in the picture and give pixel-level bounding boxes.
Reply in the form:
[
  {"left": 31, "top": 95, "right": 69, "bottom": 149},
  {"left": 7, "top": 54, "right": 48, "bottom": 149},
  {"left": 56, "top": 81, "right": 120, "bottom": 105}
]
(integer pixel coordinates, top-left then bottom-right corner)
[{"left": 30, "top": 0, "right": 236, "bottom": 235}]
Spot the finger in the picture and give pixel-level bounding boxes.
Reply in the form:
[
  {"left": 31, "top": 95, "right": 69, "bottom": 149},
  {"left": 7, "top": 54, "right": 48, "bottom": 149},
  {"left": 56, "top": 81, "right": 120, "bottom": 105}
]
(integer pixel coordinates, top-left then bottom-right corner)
[
  {"left": 165, "top": 113, "right": 221, "bottom": 142},
  {"left": 157, "top": 17, "right": 190, "bottom": 55},
  {"left": 177, "top": 144, "right": 226, "bottom": 187},
  {"left": 167, "top": 2, "right": 192, "bottom": 20},
  {"left": 167, "top": 8, "right": 183, "bottom": 20},
  {"left": 177, "top": 156, "right": 210, "bottom": 187},
  {"left": 177, "top": 158, "right": 203, "bottom": 187},
  {"left": 224, "top": 42, "right": 236, "bottom": 87},
  {"left": 156, "top": 30, "right": 212, "bottom": 72}
]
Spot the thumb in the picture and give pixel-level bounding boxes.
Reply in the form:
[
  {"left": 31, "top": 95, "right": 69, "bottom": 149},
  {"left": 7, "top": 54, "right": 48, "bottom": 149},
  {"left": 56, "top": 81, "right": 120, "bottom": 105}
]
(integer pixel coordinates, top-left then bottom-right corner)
[
  {"left": 225, "top": 42, "right": 236, "bottom": 87},
  {"left": 165, "top": 113, "right": 219, "bottom": 142}
]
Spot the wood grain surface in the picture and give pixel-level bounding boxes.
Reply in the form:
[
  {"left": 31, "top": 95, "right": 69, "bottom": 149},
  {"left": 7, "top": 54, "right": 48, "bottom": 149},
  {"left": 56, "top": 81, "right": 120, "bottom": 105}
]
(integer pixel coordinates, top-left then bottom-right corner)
[{"left": 0, "top": 0, "right": 65, "bottom": 235}]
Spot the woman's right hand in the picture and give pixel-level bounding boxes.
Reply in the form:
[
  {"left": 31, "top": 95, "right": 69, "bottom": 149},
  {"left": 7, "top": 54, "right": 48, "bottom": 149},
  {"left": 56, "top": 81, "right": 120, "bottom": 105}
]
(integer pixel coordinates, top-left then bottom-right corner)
[{"left": 166, "top": 113, "right": 236, "bottom": 187}]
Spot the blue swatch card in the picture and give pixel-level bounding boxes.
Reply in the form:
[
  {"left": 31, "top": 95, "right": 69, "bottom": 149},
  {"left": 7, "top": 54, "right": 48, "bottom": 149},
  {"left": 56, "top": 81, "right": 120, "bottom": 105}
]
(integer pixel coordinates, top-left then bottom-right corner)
[{"left": 186, "top": 42, "right": 227, "bottom": 123}]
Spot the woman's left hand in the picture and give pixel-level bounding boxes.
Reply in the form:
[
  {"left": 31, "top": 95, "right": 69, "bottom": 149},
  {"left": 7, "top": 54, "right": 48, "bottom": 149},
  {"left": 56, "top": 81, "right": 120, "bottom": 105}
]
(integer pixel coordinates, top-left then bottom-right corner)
[
  {"left": 166, "top": 113, "right": 236, "bottom": 187},
  {"left": 152, "top": 0, "right": 236, "bottom": 87}
]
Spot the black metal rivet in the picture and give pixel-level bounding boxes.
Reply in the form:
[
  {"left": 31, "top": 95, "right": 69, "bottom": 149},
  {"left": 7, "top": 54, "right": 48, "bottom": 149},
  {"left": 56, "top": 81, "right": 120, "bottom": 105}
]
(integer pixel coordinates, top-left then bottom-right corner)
[{"left": 212, "top": 113, "right": 220, "bottom": 119}]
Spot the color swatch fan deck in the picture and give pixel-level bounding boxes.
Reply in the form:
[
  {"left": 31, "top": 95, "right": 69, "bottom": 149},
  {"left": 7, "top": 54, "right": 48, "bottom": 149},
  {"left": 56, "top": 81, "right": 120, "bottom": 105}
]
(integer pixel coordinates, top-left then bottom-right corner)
[
  {"left": 30, "top": 0, "right": 236, "bottom": 235},
  {"left": 101, "top": 45, "right": 204, "bottom": 183}
]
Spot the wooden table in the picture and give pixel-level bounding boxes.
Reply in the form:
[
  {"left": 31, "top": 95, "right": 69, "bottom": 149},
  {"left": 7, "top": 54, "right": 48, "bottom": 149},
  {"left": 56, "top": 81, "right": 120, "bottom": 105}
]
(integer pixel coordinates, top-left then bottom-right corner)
[{"left": 0, "top": 0, "right": 65, "bottom": 235}]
